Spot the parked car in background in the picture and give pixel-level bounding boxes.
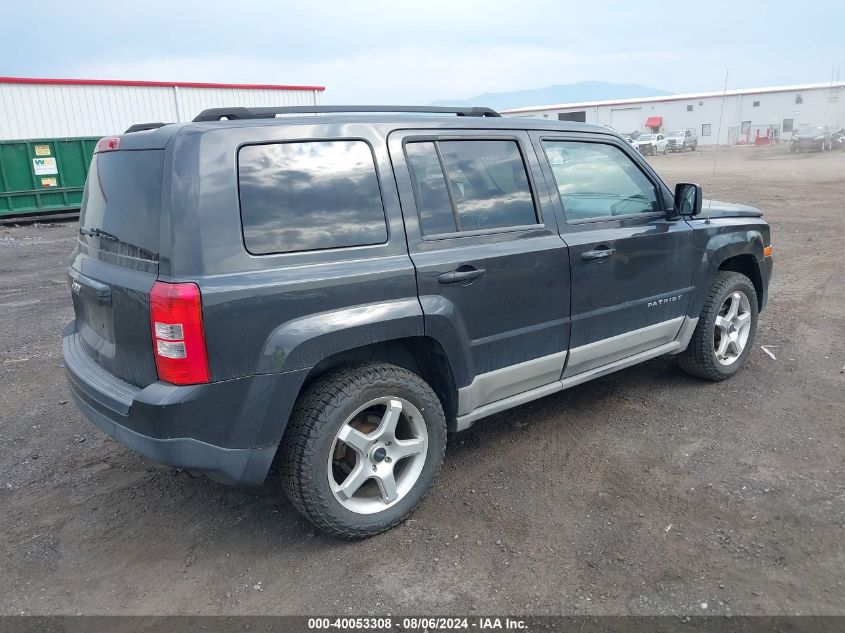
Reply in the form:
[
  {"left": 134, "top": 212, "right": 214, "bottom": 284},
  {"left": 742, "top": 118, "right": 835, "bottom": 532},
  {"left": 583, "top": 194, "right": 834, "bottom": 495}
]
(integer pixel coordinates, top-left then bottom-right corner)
[
  {"left": 831, "top": 128, "right": 845, "bottom": 151},
  {"left": 62, "top": 105, "right": 772, "bottom": 538},
  {"left": 790, "top": 126, "right": 832, "bottom": 152},
  {"left": 667, "top": 129, "right": 698, "bottom": 152},
  {"left": 634, "top": 133, "right": 668, "bottom": 155}
]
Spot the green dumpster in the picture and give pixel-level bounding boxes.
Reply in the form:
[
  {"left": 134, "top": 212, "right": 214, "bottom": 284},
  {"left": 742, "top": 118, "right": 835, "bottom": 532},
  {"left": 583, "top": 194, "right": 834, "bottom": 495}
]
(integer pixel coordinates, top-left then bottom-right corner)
[{"left": 0, "top": 137, "right": 98, "bottom": 218}]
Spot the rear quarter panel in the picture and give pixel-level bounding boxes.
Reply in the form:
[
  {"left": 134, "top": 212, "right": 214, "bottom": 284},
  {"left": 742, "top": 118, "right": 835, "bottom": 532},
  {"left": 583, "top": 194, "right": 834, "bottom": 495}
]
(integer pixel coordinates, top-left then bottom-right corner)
[{"left": 164, "top": 122, "right": 423, "bottom": 382}]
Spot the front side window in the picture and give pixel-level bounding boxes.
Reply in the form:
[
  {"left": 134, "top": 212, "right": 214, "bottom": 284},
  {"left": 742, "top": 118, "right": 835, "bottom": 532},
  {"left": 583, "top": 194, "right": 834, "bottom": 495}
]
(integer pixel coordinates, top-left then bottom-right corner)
[
  {"left": 238, "top": 140, "right": 387, "bottom": 254},
  {"left": 542, "top": 141, "right": 660, "bottom": 221},
  {"left": 405, "top": 139, "right": 538, "bottom": 235}
]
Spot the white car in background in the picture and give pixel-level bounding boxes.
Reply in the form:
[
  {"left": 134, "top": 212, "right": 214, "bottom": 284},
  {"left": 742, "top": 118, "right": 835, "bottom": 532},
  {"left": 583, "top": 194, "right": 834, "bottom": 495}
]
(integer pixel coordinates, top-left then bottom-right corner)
[{"left": 634, "top": 133, "right": 668, "bottom": 156}]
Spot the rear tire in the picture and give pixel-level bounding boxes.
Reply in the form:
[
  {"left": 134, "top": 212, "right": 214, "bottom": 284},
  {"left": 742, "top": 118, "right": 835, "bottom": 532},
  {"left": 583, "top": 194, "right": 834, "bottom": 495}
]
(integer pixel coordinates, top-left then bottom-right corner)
[
  {"left": 280, "top": 362, "right": 447, "bottom": 539},
  {"left": 678, "top": 271, "right": 758, "bottom": 381}
]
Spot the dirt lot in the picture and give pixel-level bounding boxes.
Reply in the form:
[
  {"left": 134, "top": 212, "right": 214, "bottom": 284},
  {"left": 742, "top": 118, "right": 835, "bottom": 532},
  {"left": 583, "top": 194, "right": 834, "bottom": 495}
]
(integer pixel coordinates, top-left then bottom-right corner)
[{"left": 1, "top": 145, "right": 843, "bottom": 616}]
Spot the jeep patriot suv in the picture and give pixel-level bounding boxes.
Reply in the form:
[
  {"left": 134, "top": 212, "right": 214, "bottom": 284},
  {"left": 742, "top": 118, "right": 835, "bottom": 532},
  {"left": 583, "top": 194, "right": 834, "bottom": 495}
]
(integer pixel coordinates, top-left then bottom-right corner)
[{"left": 63, "top": 105, "right": 773, "bottom": 538}]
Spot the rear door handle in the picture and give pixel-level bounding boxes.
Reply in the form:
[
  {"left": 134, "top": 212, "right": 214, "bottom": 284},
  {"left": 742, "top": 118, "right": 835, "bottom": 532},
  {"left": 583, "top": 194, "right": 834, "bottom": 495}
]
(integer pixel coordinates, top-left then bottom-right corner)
[
  {"left": 438, "top": 268, "right": 486, "bottom": 284},
  {"left": 581, "top": 248, "right": 616, "bottom": 261}
]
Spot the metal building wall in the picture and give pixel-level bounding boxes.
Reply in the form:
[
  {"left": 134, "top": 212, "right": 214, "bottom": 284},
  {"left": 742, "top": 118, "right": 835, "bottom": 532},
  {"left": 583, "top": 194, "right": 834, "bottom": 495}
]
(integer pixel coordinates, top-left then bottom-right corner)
[
  {"left": 0, "top": 79, "right": 324, "bottom": 140},
  {"left": 503, "top": 83, "right": 845, "bottom": 145}
]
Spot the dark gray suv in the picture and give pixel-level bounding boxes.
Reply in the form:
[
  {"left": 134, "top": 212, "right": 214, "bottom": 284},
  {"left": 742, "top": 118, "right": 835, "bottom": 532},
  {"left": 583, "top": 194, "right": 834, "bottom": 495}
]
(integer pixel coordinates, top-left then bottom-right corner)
[{"left": 63, "top": 106, "right": 773, "bottom": 538}]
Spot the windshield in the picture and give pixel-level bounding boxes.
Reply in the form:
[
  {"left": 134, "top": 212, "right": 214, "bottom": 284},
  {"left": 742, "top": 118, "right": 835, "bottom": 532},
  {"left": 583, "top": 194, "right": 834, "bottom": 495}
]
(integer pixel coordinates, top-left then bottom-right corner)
[
  {"left": 667, "top": 131, "right": 685, "bottom": 137},
  {"left": 797, "top": 127, "right": 823, "bottom": 135},
  {"left": 638, "top": 134, "right": 657, "bottom": 141}
]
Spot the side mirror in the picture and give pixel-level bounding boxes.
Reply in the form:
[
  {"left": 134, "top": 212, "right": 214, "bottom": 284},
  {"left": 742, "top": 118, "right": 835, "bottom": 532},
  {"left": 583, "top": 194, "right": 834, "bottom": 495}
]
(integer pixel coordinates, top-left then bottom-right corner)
[{"left": 674, "top": 182, "right": 702, "bottom": 216}]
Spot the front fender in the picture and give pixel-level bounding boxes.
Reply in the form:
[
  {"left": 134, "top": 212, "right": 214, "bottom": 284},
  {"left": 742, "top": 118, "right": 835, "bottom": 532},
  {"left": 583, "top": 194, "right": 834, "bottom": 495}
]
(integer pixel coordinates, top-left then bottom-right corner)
[
  {"left": 257, "top": 298, "right": 424, "bottom": 374},
  {"left": 688, "top": 221, "right": 767, "bottom": 317}
]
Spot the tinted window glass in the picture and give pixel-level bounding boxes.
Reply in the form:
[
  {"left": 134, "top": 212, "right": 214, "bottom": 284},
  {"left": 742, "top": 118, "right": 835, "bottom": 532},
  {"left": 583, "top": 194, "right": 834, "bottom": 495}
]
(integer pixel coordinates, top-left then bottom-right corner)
[
  {"left": 238, "top": 141, "right": 387, "bottom": 254},
  {"left": 542, "top": 141, "right": 660, "bottom": 221},
  {"left": 438, "top": 140, "right": 537, "bottom": 231},
  {"left": 405, "top": 142, "right": 457, "bottom": 235},
  {"left": 80, "top": 150, "right": 164, "bottom": 261}
]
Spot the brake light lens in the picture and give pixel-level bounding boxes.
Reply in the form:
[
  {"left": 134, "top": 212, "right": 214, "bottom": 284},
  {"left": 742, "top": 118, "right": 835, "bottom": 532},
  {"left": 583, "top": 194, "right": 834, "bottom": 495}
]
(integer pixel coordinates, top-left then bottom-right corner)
[
  {"left": 150, "top": 281, "right": 210, "bottom": 385},
  {"left": 96, "top": 137, "right": 120, "bottom": 152}
]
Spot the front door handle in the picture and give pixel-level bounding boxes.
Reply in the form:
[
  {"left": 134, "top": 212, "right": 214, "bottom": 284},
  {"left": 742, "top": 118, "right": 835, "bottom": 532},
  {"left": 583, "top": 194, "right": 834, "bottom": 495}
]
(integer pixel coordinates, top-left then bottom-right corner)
[
  {"left": 438, "top": 268, "right": 486, "bottom": 284},
  {"left": 581, "top": 248, "right": 616, "bottom": 261}
]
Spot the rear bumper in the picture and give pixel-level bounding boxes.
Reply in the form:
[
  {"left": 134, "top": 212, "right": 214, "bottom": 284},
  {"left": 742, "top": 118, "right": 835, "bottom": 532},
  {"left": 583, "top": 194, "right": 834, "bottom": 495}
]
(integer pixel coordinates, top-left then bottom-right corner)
[
  {"left": 69, "top": 388, "right": 273, "bottom": 484},
  {"left": 62, "top": 321, "right": 308, "bottom": 485}
]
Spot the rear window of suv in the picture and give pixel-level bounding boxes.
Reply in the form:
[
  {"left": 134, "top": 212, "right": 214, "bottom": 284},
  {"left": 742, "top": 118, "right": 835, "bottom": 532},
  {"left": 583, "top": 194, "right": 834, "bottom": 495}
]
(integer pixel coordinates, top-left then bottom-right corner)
[
  {"left": 238, "top": 140, "right": 388, "bottom": 254},
  {"left": 80, "top": 150, "right": 164, "bottom": 261}
]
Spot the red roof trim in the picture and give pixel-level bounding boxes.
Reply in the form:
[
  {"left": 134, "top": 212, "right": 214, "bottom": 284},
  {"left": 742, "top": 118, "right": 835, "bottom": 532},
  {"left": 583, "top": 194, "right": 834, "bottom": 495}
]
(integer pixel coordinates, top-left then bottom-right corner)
[{"left": 0, "top": 76, "right": 325, "bottom": 92}]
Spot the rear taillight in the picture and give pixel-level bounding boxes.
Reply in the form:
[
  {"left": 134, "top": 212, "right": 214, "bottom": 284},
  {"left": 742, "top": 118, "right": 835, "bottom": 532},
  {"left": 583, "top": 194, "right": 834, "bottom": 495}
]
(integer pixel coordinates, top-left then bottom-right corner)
[
  {"left": 150, "top": 281, "right": 210, "bottom": 385},
  {"left": 96, "top": 137, "right": 120, "bottom": 152}
]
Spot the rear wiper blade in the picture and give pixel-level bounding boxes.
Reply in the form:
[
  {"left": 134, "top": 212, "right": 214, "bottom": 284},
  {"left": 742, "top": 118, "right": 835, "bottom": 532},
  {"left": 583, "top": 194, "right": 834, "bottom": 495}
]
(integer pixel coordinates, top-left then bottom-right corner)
[
  {"left": 78, "top": 226, "right": 160, "bottom": 262},
  {"left": 79, "top": 226, "right": 120, "bottom": 241}
]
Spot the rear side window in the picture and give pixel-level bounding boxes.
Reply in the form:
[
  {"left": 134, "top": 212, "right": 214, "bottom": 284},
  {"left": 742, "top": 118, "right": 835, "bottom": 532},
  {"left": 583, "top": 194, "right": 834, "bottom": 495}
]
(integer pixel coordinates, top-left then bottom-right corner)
[
  {"left": 405, "top": 139, "right": 538, "bottom": 235},
  {"left": 80, "top": 150, "right": 164, "bottom": 261},
  {"left": 238, "top": 141, "right": 387, "bottom": 254},
  {"left": 404, "top": 142, "right": 457, "bottom": 234}
]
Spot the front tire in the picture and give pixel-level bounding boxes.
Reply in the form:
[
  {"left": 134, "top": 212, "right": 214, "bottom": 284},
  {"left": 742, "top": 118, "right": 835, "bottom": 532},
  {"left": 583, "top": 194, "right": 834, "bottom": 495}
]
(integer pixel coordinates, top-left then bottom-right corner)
[
  {"left": 280, "top": 362, "right": 447, "bottom": 539},
  {"left": 678, "top": 271, "right": 758, "bottom": 381}
]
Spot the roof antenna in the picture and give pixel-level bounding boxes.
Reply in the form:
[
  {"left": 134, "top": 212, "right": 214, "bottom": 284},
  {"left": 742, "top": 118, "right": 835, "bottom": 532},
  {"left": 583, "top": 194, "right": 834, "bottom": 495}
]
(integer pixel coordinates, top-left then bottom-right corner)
[{"left": 707, "top": 68, "right": 730, "bottom": 224}]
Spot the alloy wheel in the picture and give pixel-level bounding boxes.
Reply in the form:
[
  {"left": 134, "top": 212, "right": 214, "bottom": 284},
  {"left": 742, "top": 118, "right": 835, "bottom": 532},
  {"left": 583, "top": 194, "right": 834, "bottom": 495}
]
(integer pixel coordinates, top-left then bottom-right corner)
[
  {"left": 327, "top": 396, "right": 428, "bottom": 514},
  {"left": 714, "top": 291, "right": 752, "bottom": 365}
]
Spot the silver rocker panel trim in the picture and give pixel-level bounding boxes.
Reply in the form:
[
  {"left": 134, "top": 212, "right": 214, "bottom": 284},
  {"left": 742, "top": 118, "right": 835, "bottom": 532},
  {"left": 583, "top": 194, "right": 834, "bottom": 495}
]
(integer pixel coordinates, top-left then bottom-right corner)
[{"left": 454, "top": 317, "right": 698, "bottom": 432}]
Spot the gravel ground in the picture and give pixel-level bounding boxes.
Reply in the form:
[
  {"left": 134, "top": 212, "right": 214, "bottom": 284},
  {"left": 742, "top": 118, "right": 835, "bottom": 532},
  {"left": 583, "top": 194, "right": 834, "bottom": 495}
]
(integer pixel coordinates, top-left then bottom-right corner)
[{"left": 1, "top": 145, "right": 843, "bottom": 616}]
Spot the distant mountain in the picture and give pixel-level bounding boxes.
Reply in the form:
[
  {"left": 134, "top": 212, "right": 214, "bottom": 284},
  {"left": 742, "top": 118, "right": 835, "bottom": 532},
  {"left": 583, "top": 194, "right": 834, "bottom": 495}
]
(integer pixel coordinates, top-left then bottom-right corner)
[{"left": 431, "top": 81, "right": 670, "bottom": 111}]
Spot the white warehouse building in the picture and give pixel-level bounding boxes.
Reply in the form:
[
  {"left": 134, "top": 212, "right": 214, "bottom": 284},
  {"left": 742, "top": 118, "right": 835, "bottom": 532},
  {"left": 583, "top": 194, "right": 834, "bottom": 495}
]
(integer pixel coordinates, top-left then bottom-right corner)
[
  {"left": 502, "top": 82, "right": 845, "bottom": 145},
  {"left": 0, "top": 76, "right": 325, "bottom": 141}
]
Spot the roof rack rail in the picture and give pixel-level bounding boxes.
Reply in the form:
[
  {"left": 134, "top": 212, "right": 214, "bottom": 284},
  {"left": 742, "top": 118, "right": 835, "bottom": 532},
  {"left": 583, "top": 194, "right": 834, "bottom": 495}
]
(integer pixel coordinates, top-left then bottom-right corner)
[
  {"left": 124, "top": 122, "right": 171, "bottom": 133},
  {"left": 192, "top": 105, "right": 500, "bottom": 122}
]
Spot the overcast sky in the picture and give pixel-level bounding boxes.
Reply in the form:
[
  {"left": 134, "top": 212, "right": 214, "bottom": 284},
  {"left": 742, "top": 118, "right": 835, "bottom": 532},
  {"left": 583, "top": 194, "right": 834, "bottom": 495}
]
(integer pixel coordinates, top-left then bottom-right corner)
[{"left": 6, "top": 1, "right": 843, "bottom": 103}]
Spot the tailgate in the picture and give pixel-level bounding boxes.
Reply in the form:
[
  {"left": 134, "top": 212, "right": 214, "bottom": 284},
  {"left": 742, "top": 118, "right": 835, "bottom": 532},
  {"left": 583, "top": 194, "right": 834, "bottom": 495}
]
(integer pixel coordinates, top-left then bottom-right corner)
[{"left": 69, "top": 147, "right": 164, "bottom": 388}]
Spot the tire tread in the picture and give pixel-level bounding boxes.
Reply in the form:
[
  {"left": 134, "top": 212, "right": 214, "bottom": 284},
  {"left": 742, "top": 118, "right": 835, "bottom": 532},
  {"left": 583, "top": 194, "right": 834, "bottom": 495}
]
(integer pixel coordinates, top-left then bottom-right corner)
[
  {"left": 279, "top": 362, "right": 446, "bottom": 539},
  {"left": 678, "top": 271, "right": 757, "bottom": 381}
]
